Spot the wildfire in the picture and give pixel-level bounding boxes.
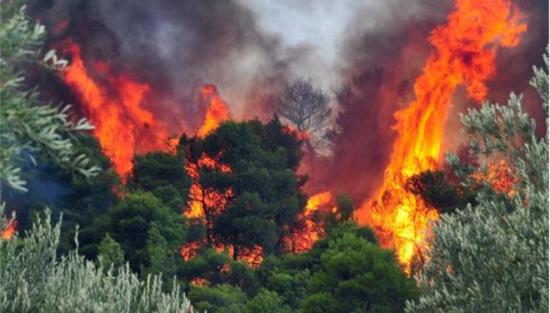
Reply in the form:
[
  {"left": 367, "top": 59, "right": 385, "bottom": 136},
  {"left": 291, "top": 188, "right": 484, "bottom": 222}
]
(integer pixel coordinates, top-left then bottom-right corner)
[
  {"left": 284, "top": 191, "right": 335, "bottom": 253},
  {"left": 182, "top": 153, "right": 264, "bottom": 267},
  {"left": 185, "top": 153, "right": 233, "bottom": 220},
  {"left": 356, "top": 0, "right": 527, "bottom": 272},
  {"left": 60, "top": 41, "right": 170, "bottom": 179},
  {"left": 1, "top": 220, "right": 16, "bottom": 240},
  {"left": 282, "top": 125, "right": 311, "bottom": 141},
  {"left": 197, "top": 84, "right": 231, "bottom": 138},
  {"left": 306, "top": 191, "right": 332, "bottom": 213},
  {"left": 473, "top": 160, "right": 517, "bottom": 196}
]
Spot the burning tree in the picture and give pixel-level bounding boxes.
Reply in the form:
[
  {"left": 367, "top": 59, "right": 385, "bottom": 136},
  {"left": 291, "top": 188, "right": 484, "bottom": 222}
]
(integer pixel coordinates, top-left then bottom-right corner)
[
  {"left": 271, "top": 79, "right": 331, "bottom": 134},
  {"left": 356, "top": 0, "right": 528, "bottom": 272},
  {"left": 406, "top": 51, "right": 549, "bottom": 312},
  {"left": 179, "top": 118, "right": 308, "bottom": 266}
]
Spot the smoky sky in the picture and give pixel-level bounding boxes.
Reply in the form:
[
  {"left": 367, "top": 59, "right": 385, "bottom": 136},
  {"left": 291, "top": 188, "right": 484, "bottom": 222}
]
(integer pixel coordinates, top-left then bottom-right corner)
[
  {"left": 27, "top": 0, "right": 548, "bottom": 204},
  {"left": 29, "top": 0, "right": 298, "bottom": 131}
]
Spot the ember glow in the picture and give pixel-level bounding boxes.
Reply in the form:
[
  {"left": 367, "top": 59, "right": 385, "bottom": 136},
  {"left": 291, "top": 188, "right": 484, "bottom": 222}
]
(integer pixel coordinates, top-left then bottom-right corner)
[
  {"left": 356, "top": 0, "right": 527, "bottom": 271},
  {"left": 182, "top": 152, "right": 264, "bottom": 267},
  {"left": 1, "top": 220, "right": 16, "bottom": 240},
  {"left": 60, "top": 41, "right": 170, "bottom": 179},
  {"left": 473, "top": 160, "right": 517, "bottom": 196},
  {"left": 181, "top": 87, "right": 267, "bottom": 268}
]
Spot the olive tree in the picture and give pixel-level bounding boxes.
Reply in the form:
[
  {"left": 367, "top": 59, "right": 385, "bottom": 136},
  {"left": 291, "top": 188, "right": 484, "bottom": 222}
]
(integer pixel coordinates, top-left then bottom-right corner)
[
  {"left": 406, "top": 51, "right": 548, "bottom": 312},
  {"left": 0, "top": 3, "right": 99, "bottom": 192}
]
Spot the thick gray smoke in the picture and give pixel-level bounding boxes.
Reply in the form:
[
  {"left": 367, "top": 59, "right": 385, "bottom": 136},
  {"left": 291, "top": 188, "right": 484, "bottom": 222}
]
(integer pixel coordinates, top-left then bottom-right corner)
[
  {"left": 28, "top": 0, "right": 548, "bottom": 203},
  {"left": 30, "top": 0, "right": 300, "bottom": 132},
  {"left": 29, "top": 0, "right": 448, "bottom": 133}
]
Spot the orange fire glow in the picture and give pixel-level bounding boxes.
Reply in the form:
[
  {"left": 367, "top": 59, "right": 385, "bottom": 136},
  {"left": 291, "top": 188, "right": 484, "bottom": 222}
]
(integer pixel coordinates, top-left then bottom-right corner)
[
  {"left": 282, "top": 125, "right": 311, "bottom": 141},
  {"left": 285, "top": 191, "right": 335, "bottom": 253},
  {"left": 61, "top": 41, "right": 170, "bottom": 179},
  {"left": 306, "top": 191, "right": 333, "bottom": 213},
  {"left": 356, "top": 0, "right": 527, "bottom": 272},
  {"left": 473, "top": 160, "right": 517, "bottom": 196},
  {"left": 185, "top": 154, "right": 233, "bottom": 220},
  {"left": 182, "top": 150, "right": 266, "bottom": 267},
  {"left": 197, "top": 84, "right": 231, "bottom": 138},
  {"left": 1, "top": 220, "right": 16, "bottom": 240}
]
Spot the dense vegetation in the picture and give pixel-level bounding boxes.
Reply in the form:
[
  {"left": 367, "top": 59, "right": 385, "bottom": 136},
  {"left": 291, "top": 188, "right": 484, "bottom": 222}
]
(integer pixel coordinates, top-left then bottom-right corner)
[{"left": 1, "top": 2, "right": 548, "bottom": 313}]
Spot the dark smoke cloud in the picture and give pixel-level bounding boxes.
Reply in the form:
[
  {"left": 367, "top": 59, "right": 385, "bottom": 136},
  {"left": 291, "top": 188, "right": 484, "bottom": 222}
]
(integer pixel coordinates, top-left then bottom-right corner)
[{"left": 29, "top": 0, "right": 300, "bottom": 133}]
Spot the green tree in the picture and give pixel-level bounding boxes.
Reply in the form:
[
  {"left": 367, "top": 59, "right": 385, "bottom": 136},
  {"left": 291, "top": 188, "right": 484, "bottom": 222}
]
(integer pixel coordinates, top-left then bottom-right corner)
[
  {"left": 245, "top": 289, "right": 291, "bottom": 313},
  {"left": 0, "top": 3, "right": 99, "bottom": 193},
  {"left": 259, "top": 263, "right": 311, "bottom": 310},
  {"left": 180, "top": 118, "right": 308, "bottom": 258},
  {"left": 406, "top": 52, "right": 549, "bottom": 312},
  {"left": 36, "top": 136, "right": 119, "bottom": 258},
  {"left": 98, "top": 233, "right": 125, "bottom": 268},
  {"left": 405, "top": 170, "right": 476, "bottom": 214},
  {"left": 301, "top": 232, "right": 418, "bottom": 313},
  {"left": 189, "top": 284, "right": 247, "bottom": 313},
  {"left": 336, "top": 194, "right": 354, "bottom": 222},
  {"left": 323, "top": 193, "right": 356, "bottom": 230},
  {"left": 107, "top": 192, "right": 185, "bottom": 277},
  {"left": 145, "top": 224, "right": 178, "bottom": 277},
  {"left": 128, "top": 152, "right": 191, "bottom": 211}
]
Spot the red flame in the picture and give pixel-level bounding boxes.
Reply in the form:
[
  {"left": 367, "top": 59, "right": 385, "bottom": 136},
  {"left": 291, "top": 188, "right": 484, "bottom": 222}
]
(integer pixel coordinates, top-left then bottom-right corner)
[
  {"left": 356, "top": 0, "right": 527, "bottom": 272},
  {"left": 60, "top": 40, "right": 170, "bottom": 179},
  {"left": 197, "top": 84, "right": 231, "bottom": 138},
  {"left": 1, "top": 220, "right": 17, "bottom": 240}
]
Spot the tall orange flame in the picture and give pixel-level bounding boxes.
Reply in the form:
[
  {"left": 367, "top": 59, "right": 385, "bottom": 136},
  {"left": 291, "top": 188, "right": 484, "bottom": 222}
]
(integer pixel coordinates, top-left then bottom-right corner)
[
  {"left": 197, "top": 84, "right": 231, "bottom": 138},
  {"left": 356, "top": 0, "right": 527, "bottom": 272},
  {"left": 61, "top": 41, "right": 169, "bottom": 179},
  {"left": 1, "top": 220, "right": 17, "bottom": 240}
]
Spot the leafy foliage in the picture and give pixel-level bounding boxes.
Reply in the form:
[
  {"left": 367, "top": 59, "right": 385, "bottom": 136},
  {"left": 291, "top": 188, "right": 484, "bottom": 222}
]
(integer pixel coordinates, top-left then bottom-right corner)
[
  {"left": 128, "top": 152, "right": 191, "bottom": 210},
  {"left": 179, "top": 118, "right": 308, "bottom": 257},
  {"left": 405, "top": 170, "right": 476, "bottom": 214},
  {"left": 0, "top": 4, "right": 99, "bottom": 192},
  {"left": 301, "top": 232, "right": 418, "bottom": 313},
  {"left": 107, "top": 192, "right": 185, "bottom": 277},
  {"left": 98, "top": 233, "right": 125, "bottom": 268},
  {"left": 0, "top": 206, "right": 191, "bottom": 313}
]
